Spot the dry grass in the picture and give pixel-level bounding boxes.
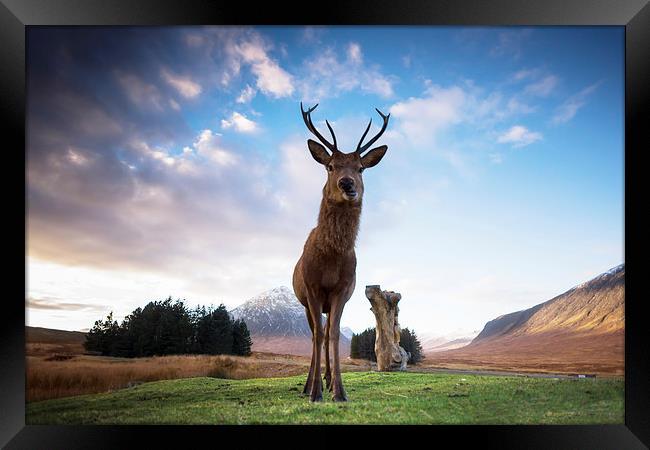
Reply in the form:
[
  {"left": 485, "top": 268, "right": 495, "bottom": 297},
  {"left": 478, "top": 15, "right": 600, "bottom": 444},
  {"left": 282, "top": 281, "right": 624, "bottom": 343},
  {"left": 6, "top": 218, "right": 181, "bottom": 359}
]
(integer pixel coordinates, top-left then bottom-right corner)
[
  {"left": 27, "top": 342, "right": 85, "bottom": 356},
  {"left": 27, "top": 353, "right": 276, "bottom": 402},
  {"left": 28, "top": 354, "right": 194, "bottom": 402},
  {"left": 26, "top": 349, "right": 370, "bottom": 402},
  {"left": 26, "top": 329, "right": 373, "bottom": 403},
  {"left": 425, "top": 330, "right": 624, "bottom": 376}
]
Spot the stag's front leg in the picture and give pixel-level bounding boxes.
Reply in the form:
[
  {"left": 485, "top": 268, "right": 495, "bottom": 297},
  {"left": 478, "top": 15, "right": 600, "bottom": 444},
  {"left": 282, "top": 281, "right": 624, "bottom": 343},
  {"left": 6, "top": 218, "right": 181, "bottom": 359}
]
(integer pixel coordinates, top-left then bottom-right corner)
[
  {"left": 307, "top": 302, "right": 324, "bottom": 402},
  {"left": 324, "top": 314, "right": 332, "bottom": 391},
  {"left": 302, "top": 307, "right": 318, "bottom": 396},
  {"left": 329, "top": 302, "right": 347, "bottom": 402}
]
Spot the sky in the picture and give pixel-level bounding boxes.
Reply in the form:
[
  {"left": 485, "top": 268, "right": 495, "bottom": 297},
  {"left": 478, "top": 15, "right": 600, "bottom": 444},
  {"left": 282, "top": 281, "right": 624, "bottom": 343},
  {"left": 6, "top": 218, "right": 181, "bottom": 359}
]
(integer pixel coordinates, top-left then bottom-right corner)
[{"left": 26, "top": 26, "right": 624, "bottom": 336}]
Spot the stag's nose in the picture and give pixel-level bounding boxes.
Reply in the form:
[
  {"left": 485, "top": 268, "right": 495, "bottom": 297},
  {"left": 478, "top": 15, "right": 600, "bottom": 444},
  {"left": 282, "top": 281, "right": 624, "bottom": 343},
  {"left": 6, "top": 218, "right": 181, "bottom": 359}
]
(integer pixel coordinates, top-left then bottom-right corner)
[{"left": 338, "top": 177, "right": 355, "bottom": 192}]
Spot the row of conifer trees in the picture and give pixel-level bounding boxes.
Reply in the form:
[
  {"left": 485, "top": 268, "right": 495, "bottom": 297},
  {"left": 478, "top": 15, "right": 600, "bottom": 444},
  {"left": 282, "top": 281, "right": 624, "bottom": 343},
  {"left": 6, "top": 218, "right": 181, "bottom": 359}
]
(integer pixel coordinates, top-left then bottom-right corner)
[{"left": 84, "top": 297, "right": 252, "bottom": 358}]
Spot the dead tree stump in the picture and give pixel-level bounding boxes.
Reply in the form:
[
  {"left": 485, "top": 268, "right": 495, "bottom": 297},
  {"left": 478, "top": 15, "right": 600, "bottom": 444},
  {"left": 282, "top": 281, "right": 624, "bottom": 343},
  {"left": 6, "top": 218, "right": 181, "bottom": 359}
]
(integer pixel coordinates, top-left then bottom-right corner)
[{"left": 365, "top": 285, "right": 410, "bottom": 371}]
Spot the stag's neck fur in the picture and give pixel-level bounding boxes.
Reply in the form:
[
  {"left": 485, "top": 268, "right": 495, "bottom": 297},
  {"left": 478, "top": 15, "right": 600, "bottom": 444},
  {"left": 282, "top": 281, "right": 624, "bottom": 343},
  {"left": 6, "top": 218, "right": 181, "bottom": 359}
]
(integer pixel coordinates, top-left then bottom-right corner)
[{"left": 312, "top": 197, "right": 361, "bottom": 255}]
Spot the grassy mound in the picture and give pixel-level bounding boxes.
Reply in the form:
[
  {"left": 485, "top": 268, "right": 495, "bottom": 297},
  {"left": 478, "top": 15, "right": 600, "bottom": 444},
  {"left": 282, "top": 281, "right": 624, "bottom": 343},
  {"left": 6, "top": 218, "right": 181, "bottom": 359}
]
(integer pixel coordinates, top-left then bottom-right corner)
[{"left": 26, "top": 371, "right": 623, "bottom": 425}]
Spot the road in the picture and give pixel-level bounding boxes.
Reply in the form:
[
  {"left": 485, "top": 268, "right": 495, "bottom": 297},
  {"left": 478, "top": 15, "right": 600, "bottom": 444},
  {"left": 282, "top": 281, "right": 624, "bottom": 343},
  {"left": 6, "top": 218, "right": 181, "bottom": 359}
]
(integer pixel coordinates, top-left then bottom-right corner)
[{"left": 406, "top": 366, "right": 599, "bottom": 379}]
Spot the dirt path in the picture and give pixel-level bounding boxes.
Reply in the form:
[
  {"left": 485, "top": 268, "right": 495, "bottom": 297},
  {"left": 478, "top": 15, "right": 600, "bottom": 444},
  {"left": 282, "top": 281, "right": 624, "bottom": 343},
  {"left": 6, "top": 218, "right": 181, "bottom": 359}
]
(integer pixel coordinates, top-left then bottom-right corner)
[{"left": 407, "top": 366, "right": 611, "bottom": 379}]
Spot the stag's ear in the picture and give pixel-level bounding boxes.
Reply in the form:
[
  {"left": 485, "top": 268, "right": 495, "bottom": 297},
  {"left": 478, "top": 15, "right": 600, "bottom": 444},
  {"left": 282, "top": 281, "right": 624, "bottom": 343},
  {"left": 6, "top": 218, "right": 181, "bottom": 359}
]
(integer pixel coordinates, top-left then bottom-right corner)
[
  {"left": 361, "top": 145, "right": 388, "bottom": 168},
  {"left": 307, "top": 139, "right": 331, "bottom": 165}
]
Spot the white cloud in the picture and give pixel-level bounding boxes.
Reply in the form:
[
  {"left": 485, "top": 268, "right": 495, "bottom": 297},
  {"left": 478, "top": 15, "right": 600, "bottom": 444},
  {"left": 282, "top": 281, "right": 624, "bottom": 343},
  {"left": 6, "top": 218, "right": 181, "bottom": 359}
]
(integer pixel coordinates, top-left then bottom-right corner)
[
  {"left": 511, "top": 68, "right": 540, "bottom": 82},
  {"left": 298, "top": 44, "right": 394, "bottom": 101},
  {"left": 392, "top": 81, "right": 536, "bottom": 137},
  {"left": 251, "top": 59, "right": 294, "bottom": 98},
  {"left": 187, "top": 28, "right": 293, "bottom": 98},
  {"left": 365, "top": 77, "right": 394, "bottom": 98},
  {"left": 221, "top": 112, "right": 259, "bottom": 134},
  {"left": 66, "top": 148, "right": 90, "bottom": 166},
  {"left": 231, "top": 39, "right": 294, "bottom": 98},
  {"left": 524, "top": 75, "right": 559, "bottom": 97},
  {"left": 115, "top": 71, "right": 165, "bottom": 111},
  {"left": 160, "top": 68, "right": 202, "bottom": 99},
  {"left": 128, "top": 129, "right": 241, "bottom": 175},
  {"left": 130, "top": 139, "right": 177, "bottom": 166},
  {"left": 497, "top": 125, "right": 542, "bottom": 148},
  {"left": 347, "top": 42, "right": 363, "bottom": 64},
  {"left": 193, "top": 129, "right": 238, "bottom": 165},
  {"left": 389, "top": 85, "right": 466, "bottom": 145},
  {"left": 236, "top": 84, "right": 257, "bottom": 103},
  {"left": 274, "top": 136, "right": 324, "bottom": 217},
  {"left": 552, "top": 81, "right": 601, "bottom": 125},
  {"left": 386, "top": 82, "right": 543, "bottom": 170},
  {"left": 505, "top": 97, "right": 536, "bottom": 115}
]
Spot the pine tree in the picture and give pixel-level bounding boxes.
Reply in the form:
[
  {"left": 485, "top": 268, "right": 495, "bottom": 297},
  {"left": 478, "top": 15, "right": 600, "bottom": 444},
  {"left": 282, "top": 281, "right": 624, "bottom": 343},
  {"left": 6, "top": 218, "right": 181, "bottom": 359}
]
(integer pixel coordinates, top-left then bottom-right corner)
[
  {"left": 213, "top": 305, "right": 234, "bottom": 354},
  {"left": 354, "top": 328, "right": 377, "bottom": 362},
  {"left": 399, "top": 327, "right": 424, "bottom": 364},
  {"left": 350, "top": 333, "right": 359, "bottom": 358},
  {"left": 84, "top": 311, "right": 119, "bottom": 356},
  {"left": 84, "top": 317, "right": 106, "bottom": 354},
  {"left": 194, "top": 304, "right": 234, "bottom": 355},
  {"left": 195, "top": 307, "right": 219, "bottom": 354},
  {"left": 231, "top": 319, "right": 253, "bottom": 356}
]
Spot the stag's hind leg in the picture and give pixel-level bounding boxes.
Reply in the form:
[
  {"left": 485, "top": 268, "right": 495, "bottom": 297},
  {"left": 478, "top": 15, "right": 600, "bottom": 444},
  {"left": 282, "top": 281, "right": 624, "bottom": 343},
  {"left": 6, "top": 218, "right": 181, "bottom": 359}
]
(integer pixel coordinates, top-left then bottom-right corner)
[
  {"left": 328, "top": 300, "right": 348, "bottom": 402},
  {"left": 324, "top": 313, "right": 332, "bottom": 391}
]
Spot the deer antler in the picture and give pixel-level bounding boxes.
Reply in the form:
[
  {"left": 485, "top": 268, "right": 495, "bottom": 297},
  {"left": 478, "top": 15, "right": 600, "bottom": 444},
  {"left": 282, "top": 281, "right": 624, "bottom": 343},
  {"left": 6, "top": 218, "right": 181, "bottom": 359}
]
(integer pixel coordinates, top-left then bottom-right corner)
[
  {"left": 301, "top": 102, "right": 339, "bottom": 153},
  {"left": 356, "top": 108, "right": 390, "bottom": 155}
]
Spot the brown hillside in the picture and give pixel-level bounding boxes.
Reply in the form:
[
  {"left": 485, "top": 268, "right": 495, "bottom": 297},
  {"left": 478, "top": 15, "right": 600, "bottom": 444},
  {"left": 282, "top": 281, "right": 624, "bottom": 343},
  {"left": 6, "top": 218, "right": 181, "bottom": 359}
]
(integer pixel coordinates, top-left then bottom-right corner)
[
  {"left": 26, "top": 326, "right": 87, "bottom": 344},
  {"left": 427, "top": 265, "right": 624, "bottom": 376},
  {"left": 473, "top": 265, "right": 623, "bottom": 342},
  {"left": 26, "top": 326, "right": 87, "bottom": 356}
]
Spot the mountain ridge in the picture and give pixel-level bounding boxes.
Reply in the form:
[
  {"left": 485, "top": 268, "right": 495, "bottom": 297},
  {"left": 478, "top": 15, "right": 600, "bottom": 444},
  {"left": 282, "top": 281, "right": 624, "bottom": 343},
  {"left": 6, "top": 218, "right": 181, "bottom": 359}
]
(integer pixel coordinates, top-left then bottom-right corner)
[
  {"left": 472, "top": 263, "right": 624, "bottom": 344},
  {"left": 230, "top": 286, "right": 350, "bottom": 357},
  {"left": 429, "top": 264, "right": 625, "bottom": 375}
]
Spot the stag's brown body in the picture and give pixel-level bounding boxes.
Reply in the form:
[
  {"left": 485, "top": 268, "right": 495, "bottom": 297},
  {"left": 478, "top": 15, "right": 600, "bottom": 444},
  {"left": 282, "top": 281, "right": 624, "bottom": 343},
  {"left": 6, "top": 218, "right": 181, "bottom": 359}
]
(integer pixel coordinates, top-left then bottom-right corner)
[{"left": 293, "top": 103, "right": 389, "bottom": 402}]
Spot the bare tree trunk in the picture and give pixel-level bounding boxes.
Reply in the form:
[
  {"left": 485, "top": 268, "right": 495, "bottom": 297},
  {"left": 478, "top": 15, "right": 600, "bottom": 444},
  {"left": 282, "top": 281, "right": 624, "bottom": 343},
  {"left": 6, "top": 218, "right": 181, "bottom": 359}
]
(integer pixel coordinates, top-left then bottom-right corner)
[{"left": 365, "top": 285, "right": 410, "bottom": 372}]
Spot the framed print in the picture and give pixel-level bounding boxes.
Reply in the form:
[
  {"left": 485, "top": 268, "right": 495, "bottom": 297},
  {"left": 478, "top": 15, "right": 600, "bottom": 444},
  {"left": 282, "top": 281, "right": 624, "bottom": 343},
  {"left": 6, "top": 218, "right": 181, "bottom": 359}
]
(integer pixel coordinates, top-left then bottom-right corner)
[{"left": 3, "top": 0, "right": 648, "bottom": 447}]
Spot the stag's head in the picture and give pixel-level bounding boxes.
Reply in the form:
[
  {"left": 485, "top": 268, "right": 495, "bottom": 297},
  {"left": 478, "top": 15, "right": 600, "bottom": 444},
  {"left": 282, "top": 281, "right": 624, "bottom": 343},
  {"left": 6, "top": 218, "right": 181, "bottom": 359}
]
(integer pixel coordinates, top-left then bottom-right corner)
[{"left": 301, "top": 103, "right": 390, "bottom": 204}]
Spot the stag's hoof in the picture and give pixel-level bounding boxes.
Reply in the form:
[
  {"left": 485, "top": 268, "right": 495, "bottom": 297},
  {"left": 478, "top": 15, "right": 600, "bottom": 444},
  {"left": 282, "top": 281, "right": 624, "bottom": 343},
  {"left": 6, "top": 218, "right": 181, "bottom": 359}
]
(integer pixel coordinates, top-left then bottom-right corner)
[
  {"left": 309, "top": 393, "right": 323, "bottom": 402},
  {"left": 332, "top": 393, "right": 348, "bottom": 402}
]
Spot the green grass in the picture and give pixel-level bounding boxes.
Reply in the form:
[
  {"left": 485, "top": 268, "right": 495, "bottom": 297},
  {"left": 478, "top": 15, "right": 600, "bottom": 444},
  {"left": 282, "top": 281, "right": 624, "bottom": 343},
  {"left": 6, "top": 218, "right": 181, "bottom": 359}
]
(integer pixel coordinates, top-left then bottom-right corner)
[{"left": 26, "top": 372, "right": 623, "bottom": 425}]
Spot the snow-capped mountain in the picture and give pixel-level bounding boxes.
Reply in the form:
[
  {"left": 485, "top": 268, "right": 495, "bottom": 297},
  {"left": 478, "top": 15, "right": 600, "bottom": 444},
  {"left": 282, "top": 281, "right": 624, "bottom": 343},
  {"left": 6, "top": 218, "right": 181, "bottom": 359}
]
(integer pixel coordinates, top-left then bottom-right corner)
[
  {"left": 230, "top": 286, "right": 310, "bottom": 337},
  {"left": 229, "top": 286, "right": 352, "bottom": 356},
  {"left": 572, "top": 263, "right": 624, "bottom": 291}
]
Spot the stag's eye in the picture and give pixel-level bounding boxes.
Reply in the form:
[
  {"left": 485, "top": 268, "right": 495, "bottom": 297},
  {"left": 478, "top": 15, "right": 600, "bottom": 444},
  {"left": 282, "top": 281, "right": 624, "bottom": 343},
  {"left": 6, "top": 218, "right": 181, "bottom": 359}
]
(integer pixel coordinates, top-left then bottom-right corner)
[
  {"left": 327, "top": 164, "right": 334, "bottom": 172},
  {"left": 359, "top": 167, "right": 364, "bottom": 173}
]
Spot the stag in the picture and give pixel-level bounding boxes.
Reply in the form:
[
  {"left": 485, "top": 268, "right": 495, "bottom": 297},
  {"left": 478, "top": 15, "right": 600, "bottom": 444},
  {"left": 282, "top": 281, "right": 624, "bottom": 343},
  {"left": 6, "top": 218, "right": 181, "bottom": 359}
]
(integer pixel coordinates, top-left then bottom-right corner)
[{"left": 293, "top": 103, "right": 390, "bottom": 402}]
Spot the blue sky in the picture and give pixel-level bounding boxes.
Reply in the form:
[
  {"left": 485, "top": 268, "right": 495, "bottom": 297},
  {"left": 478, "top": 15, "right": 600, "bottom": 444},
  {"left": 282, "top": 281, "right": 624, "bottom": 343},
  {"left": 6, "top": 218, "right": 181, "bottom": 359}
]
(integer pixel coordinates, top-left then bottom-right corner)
[{"left": 26, "top": 26, "right": 624, "bottom": 336}]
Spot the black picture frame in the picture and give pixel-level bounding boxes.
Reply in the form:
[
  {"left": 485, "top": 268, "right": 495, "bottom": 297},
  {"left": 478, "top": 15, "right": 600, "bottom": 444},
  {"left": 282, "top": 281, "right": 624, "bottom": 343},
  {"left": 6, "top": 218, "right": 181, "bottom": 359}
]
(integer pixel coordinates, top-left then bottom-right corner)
[{"left": 3, "top": 0, "right": 648, "bottom": 447}]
